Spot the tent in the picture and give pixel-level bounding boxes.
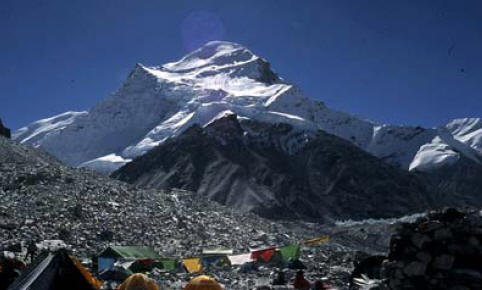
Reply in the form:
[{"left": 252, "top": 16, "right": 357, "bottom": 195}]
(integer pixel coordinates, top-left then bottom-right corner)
[
  {"left": 156, "top": 258, "right": 177, "bottom": 272},
  {"left": 97, "top": 246, "right": 161, "bottom": 272},
  {"left": 8, "top": 250, "right": 102, "bottom": 290},
  {"left": 99, "top": 266, "right": 133, "bottom": 282},
  {"left": 183, "top": 275, "right": 223, "bottom": 290},
  {"left": 118, "top": 273, "right": 159, "bottom": 290}
]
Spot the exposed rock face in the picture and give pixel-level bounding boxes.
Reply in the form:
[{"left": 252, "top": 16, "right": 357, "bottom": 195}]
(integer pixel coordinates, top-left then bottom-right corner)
[
  {"left": 420, "top": 157, "right": 482, "bottom": 207},
  {"left": 0, "top": 118, "right": 10, "bottom": 139},
  {"left": 382, "top": 208, "right": 482, "bottom": 289},
  {"left": 112, "top": 114, "right": 434, "bottom": 221}
]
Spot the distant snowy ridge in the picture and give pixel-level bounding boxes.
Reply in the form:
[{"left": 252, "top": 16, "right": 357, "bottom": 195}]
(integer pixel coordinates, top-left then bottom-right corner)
[
  {"left": 14, "top": 111, "right": 88, "bottom": 146},
  {"left": 13, "top": 41, "right": 481, "bottom": 174},
  {"left": 409, "top": 119, "right": 482, "bottom": 172}
]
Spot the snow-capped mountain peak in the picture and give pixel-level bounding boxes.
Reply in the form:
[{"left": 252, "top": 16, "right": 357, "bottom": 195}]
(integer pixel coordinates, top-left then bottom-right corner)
[
  {"left": 163, "top": 41, "right": 258, "bottom": 72},
  {"left": 13, "top": 41, "right": 481, "bottom": 176}
]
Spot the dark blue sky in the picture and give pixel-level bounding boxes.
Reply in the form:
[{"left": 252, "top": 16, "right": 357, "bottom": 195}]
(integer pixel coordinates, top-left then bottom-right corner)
[{"left": 1, "top": 0, "right": 481, "bottom": 130}]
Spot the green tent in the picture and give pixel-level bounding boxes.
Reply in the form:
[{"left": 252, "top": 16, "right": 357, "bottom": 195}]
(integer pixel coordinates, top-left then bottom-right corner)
[
  {"left": 99, "top": 246, "right": 161, "bottom": 259},
  {"left": 98, "top": 246, "right": 161, "bottom": 272},
  {"left": 156, "top": 258, "right": 177, "bottom": 271},
  {"left": 279, "top": 244, "right": 301, "bottom": 262}
]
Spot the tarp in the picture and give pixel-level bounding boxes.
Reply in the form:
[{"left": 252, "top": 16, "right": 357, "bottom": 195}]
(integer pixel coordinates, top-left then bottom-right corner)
[
  {"left": 99, "top": 267, "right": 132, "bottom": 282},
  {"left": 303, "top": 236, "right": 330, "bottom": 246},
  {"left": 98, "top": 257, "right": 116, "bottom": 272},
  {"left": 228, "top": 253, "right": 253, "bottom": 266},
  {"left": 128, "top": 259, "right": 155, "bottom": 273},
  {"left": 8, "top": 250, "right": 102, "bottom": 290},
  {"left": 279, "top": 244, "right": 300, "bottom": 261},
  {"left": 182, "top": 258, "right": 202, "bottom": 273},
  {"left": 118, "top": 273, "right": 159, "bottom": 290},
  {"left": 183, "top": 275, "right": 223, "bottom": 290},
  {"left": 250, "top": 248, "right": 276, "bottom": 262},
  {"left": 98, "top": 246, "right": 161, "bottom": 259}
]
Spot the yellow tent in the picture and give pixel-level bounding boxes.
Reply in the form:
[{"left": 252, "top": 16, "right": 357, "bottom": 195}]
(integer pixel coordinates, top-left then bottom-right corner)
[
  {"left": 183, "top": 275, "right": 223, "bottom": 290},
  {"left": 182, "top": 258, "right": 203, "bottom": 273},
  {"left": 118, "top": 273, "right": 159, "bottom": 290}
]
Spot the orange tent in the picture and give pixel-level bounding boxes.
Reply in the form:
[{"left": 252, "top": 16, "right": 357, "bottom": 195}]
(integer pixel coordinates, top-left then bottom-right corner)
[
  {"left": 183, "top": 275, "right": 223, "bottom": 290},
  {"left": 118, "top": 273, "right": 159, "bottom": 290}
]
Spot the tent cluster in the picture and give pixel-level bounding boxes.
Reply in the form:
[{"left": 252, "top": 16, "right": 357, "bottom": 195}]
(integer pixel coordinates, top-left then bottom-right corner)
[
  {"left": 6, "top": 250, "right": 103, "bottom": 290},
  {"left": 96, "top": 237, "right": 329, "bottom": 277},
  {"left": 4, "top": 250, "right": 225, "bottom": 290}
]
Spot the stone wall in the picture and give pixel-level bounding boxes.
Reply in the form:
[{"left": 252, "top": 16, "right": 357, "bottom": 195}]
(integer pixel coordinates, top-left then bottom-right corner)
[{"left": 382, "top": 208, "right": 481, "bottom": 289}]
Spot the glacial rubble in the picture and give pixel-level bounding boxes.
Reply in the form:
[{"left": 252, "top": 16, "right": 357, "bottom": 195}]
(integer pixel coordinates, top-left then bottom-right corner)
[{"left": 0, "top": 135, "right": 395, "bottom": 288}]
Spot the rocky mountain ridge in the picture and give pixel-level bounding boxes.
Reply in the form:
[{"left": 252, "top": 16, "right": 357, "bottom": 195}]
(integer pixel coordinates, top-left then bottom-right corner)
[{"left": 112, "top": 113, "right": 437, "bottom": 221}]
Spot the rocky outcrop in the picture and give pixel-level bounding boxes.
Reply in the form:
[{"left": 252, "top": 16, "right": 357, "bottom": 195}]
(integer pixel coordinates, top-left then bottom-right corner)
[
  {"left": 112, "top": 114, "right": 435, "bottom": 221},
  {"left": 382, "top": 208, "right": 482, "bottom": 289},
  {"left": 0, "top": 118, "right": 10, "bottom": 138},
  {"left": 420, "top": 157, "right": 482, "bottom": 207}
]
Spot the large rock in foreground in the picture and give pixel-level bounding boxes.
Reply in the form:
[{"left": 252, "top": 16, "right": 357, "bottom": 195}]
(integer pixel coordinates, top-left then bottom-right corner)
[{"left": 0, "top": 118, "right": 10, "bottom": 138}]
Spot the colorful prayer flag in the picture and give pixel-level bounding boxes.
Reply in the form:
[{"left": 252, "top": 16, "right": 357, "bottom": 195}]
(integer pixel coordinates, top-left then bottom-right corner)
[
  {"left": 303, "top": 236, "right": 330, "bottom": 246},
  {"left": 250, "top": 248, "right": 276, "bottom": 262},
  {"left": 228, "top": 253, "right": 253, "bottom": 266},
  {"left": 279, "top": 244, "right": 300, "bottom": 261},
  {"left": 182, "top": 258, "right": 203, "bottom": 273}
]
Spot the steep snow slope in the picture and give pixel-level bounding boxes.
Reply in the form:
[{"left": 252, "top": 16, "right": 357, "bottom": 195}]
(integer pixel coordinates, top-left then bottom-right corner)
[
  {"left": 13, "top": 111, "right": 87, "bottom": 147},
  {"left": 446, "top": 118, "right": 482, "bottom": 154},
  {"left": 366, "top": 125, "right": 437, "bottom": 169},
  {"left": 13, "top": 41, "right": 482, "bottom": 175},
  {"left": 14, "top": 41, "right": 375, "bottom": 170}
]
